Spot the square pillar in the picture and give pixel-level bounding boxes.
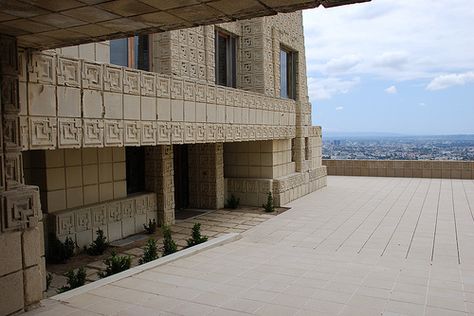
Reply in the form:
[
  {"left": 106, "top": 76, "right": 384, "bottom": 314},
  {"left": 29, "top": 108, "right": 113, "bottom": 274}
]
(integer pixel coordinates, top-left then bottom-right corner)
[
  {"left": 0, "top": 35, "right": 44, "bottom": 313},
  {"left": 145, "top": 145, "right": 175, "bottom": 225},
  {"left": 188, "top": 143, "right": 224, "bottom": 209}
]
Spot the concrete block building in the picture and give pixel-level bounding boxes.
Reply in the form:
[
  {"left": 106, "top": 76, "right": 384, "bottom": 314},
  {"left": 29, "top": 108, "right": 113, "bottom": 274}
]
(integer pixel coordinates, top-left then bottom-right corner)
[{"left": 0, "top": 0, "right": 366, "bottom": 314}]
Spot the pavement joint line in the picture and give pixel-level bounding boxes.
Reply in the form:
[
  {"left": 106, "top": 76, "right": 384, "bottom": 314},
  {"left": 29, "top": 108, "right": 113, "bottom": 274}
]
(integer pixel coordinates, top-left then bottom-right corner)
[
  {"left": 50, "top": 233, "right": 241, "bottom": 302},
  {"left": 405, "top": 178, "right": 433, "bottom": 259},
  {"left": 380, "top": 178, "right": 423, "bottom": 257},
  {"left": 357, "top": 177, "right": 416, "bottom": 254}
]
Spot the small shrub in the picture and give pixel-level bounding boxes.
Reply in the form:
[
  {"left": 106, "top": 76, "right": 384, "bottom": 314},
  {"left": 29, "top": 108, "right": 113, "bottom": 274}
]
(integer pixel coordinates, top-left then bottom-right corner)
[
  {"left": 139, "top": 238, "right": 159, "bottom": 264},
  {"left": 143, "top": 219, "right": 157, "bottom": 234},
  {"left": 46, "top": 273, "right": 53, "bottom": 291},
  {"left": 47, "top": 233, "right": 76, "bottom": 263},
  {"left": 98, "top": 251, "right": 131, "bottom": 278},
  {"left": 187, "top": 223, "right": 208, "bottom": 247},
  {"left": 58, "top": 267, "right": 86, "bottom": 293},
  {"left": 225, "top": 194, "right": 240, "bottom": 209},
  {"left": 262, "top": 191, "right": 275, "bottom": 213},
  {"left": 162, "top": 225, "right": 177, "bottom": 256},
  {"left": 86, "top": 229, "right": 108, "bottom": 256}
]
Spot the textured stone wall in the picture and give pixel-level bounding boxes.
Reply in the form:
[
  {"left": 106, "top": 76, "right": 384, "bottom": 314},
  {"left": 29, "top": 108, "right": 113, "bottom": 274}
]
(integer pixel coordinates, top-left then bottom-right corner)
[
  {"left": 23, "top": 148, "right": 127, "bottom": 214},
  {"left": 323, "top": 159, "right": 474, "bottom": 179},
  {"left": 188, "top": 143, "right": 225, "bottom": 209},
  {"left": 224, "top": 140, "right": 295, "bottom": 179},
  {"left": 49, "top": 192, "right": 157, "bottom": 248},
  {"left": 56, "top": 42, "right": 110, "bottom": 64},
  {"left": 0, "top": 35, "right": 45, "bottom": 315},
  {"left": 18, "top": 50, "right": 297, "bottom": 151},
  {"left": 145, "top": 145, "right": 175, "bottom": 225}
]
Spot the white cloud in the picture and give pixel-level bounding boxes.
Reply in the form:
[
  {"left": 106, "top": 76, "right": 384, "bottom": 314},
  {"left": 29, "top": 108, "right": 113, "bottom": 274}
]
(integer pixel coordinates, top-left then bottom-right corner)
[
  {"left": 324, "top": 55, "right": 362, "bottom": 73},
  {"left": 426, "top": 71, "right": 474, "bottom": 90},
  {"left": 385, "top": 85, "right": 397, "bottom": 94},
  {"left": 303, "top": 1, "right": 474, "bottom": 81},
  {"left": 335, "top": 106, "right": 344, "bottom": 111},
  {"left": 374, "top": 52, "right": 409, "bottom": 69},
  {"left": 308, "top": 76, "right": 360, "bottom": 100}
]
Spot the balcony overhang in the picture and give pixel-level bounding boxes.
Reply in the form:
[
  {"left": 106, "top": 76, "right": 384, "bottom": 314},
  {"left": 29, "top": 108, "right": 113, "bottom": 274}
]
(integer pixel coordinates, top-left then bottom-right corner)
[{"left": 0, "top": 0, "right": 369, "bottom": 50}]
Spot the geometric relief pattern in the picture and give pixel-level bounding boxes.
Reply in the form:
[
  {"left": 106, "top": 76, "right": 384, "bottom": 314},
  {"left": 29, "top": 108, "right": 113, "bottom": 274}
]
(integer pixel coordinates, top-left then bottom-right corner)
[
  {"left": 58, "top": 118, "right": 82, "bottom": 148},
  {"left": 20, "top": 51, "right": 299, "bottom": 151},
  {"left": 104, "top": 120, "right": 123, "bottom": 146},
  {"left": 29, "top": 117, "right": 57, "bottom": 149},
  {"left": 0, "top": 186, "right": 41, "bottom": 232},
  {"left": 141, "top": 121, "right": 156, "bottom": 145},
  {"left": 58, "top": 57, "right": 80, "bottom": 87},
  {"left": 124, "top": 121, "right": 140, "bottom": 146},
  {"left": 51, "top": 193, "right": 156, "bottom": 240}
]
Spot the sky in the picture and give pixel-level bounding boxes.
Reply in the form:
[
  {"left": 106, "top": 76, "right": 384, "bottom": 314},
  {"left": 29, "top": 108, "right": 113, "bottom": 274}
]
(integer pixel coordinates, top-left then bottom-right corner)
[{"left": 302, "top": 0, "right": 474, "bottom": 135}]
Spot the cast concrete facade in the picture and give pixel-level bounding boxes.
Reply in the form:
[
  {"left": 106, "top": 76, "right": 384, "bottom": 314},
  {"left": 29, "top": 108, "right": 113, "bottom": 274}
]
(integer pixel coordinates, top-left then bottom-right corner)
[
  {"left": 324, "top": 159, "right": 474, "bottom": 179},
  {"left": 0, "top": 10, "right": 330, "bottom": 315}
]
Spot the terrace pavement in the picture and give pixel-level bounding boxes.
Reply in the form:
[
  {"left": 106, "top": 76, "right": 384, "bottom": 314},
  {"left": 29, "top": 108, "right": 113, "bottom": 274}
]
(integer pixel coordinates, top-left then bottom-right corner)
[{"left": 26, "top": 176, "right": 474, "bottom": 315}]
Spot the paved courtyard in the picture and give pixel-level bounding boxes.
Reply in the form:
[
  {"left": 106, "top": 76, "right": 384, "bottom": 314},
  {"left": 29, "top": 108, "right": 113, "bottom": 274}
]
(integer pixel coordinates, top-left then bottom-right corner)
[{"left": 27, "top": 176, "right": 474, "bottom": 315}]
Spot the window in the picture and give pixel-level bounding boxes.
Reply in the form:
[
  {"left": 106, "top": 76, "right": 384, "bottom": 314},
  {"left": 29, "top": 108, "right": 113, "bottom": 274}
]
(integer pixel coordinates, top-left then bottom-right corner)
[
  {"left": 305, "top": 137, "right": 310, "bottom": 160},
  {"left": 215, "top": 30, "right": 237, "bottom": 87},
  {"left": 110, "top": 35, "right": 150, "bottom": 71},
  {"left": 280, "top": 47, "right": 296, "bottom": 100}
]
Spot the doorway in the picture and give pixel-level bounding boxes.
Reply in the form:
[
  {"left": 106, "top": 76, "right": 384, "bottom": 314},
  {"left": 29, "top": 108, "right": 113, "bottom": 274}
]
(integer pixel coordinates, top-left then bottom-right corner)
[
  {"left": 126, "top": 147, "right": 145, "bottom": 195},
  {"left": 173, "top": 144, "right": 189, "bottom": 210}
]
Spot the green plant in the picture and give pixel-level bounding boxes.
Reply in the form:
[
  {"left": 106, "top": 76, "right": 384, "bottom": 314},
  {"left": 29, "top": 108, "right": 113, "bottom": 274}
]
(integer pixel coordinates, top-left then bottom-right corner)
[
  {"left": 86, "top": 229, "right": 108, "bottom": 256},
  {"left": 47, "top": 233, "right": 76, "bottom": 263},
  {"left": 162, "top": 225, "right": 177, "bottom": 256},
  {"left": 262, "top": 191, "right": 275, "bottom": 213},
  {"left": 46, "top": 273, "right": 53, "bottom": 291},
  {"left": 186, "top": 223, "right": 208, "bottom": 247},
  {"left": 143, "top": 219, "right": 157, "bottom": 234},
  {"left": 139, "top": 238, "right": 159, "bottom": 264},
  {"left": 57, "top": 267, "right": 86, "bottom": 293},
  {"left": 98, "top": 251, "right": 131, "bottom": 278},
  {"left": 225, "top": 194, "right": 240, "bottom": 209}
]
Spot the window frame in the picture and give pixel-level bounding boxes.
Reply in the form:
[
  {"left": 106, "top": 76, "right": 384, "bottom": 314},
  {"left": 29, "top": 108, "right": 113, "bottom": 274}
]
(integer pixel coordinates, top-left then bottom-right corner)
[
  {"left": 110, "top": 35, "right": 151, "bottom": 71},
  {"left": 280, "top": 46, "right": 297, "bottom": 100},
  {"left": 215, "top": 29, "right": 237, "bottom": 88}
]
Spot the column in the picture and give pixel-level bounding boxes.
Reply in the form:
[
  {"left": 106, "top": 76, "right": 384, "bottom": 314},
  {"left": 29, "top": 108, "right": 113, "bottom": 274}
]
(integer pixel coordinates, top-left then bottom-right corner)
[
  {"left": 145, "top": 145, "right": 175, "bottom": 225},
  {"left": 0, "top": 35, "right": 44, "bottom": 314},
  {"left": 188, "top": 143, "right": 224, "bottom": 209}
]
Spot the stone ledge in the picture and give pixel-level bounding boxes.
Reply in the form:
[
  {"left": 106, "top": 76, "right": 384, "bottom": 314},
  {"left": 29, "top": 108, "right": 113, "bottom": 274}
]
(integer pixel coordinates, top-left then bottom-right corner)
[
  {"left": 51, "top": 232, "right": 240, "bottom": 301},
  {"left": 323, "top": 159, "right": 474, "bottom": 179}
]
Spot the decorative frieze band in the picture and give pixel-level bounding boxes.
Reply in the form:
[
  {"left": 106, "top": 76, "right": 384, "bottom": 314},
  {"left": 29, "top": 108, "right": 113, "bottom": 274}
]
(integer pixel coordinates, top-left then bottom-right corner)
[
  {"left": 20, "top": 51, "right": 298, "bottom": 150},
  {"left": 24, "top": 117, "right": 296, "bottom": 149},
  {"left": 52, "top": 192, "right": 156, "bottom": 236}
]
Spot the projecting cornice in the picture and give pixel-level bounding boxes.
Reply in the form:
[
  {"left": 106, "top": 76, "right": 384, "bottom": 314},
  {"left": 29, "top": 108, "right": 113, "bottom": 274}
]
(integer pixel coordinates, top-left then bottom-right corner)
[{"left": 0, "top": 0, "right": 369, "bottom": 50}]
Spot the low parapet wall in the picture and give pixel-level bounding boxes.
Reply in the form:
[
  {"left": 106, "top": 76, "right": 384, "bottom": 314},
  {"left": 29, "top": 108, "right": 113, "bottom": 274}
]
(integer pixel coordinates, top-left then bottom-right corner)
[{"left": 323, "top": 159, "right": 474, "bottom": 179}]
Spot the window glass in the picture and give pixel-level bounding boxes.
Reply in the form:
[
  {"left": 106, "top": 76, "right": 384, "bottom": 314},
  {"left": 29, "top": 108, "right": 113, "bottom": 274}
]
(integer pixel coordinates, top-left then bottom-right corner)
[
  {"left": 110, "top": 38, "right": 128, "bottom": 67},
  {"left": 280, "top": 50, "right": 288, "bottom": 98},
  {"left": 215, "top": 31, "right": 237, "bottom": 87},
  {"left": 280, "top": 48, "right": 296, "bottom": 100},
  {"left": 134, "top": 35, "right": 150, "bottom": 71}
]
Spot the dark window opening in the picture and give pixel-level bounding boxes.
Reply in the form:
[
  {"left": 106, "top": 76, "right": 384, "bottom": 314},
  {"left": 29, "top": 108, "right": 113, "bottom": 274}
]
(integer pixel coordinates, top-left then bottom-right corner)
[
  {"left": 280, "top": 47, "right": 297, "bottom": 100},
  {"left": 305, "top": 137, "right": 310, "bottom": 160},
  {"left": 110, "top": 35, "right": 150, "bottom": 71},
  {"left": 126, "top": 147, "right": 145, "bottom": 195},
  {"left": 291, "top": 138, "right": 297, "bottom": 162},
  {"left": 215, "top": 30, "right": 237, "bottom": 88},
  {"left": 134, "top": 35, "right": 150, "bottom": 71}
]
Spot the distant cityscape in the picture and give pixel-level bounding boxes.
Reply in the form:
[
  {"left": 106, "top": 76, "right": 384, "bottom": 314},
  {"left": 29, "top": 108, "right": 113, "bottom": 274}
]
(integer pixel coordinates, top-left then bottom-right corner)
[{"left": 323, "top": 134, "right": 474, "bottom": 161}]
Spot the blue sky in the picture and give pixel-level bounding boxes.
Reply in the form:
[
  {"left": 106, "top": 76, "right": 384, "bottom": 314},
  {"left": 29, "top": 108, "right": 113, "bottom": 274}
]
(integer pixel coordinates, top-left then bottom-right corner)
[{"left": 302, "top": 1, "right": 474, "bottom": 135}]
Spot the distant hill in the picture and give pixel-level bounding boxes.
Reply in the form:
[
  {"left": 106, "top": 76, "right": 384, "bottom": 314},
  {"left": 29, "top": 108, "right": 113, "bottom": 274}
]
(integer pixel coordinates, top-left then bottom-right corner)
[
  {"left": 323, "top": 132, "right": 407, "bottom": 139},
  {"left": 323, "top": 132, "right": 474, "bottom": 141}
]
